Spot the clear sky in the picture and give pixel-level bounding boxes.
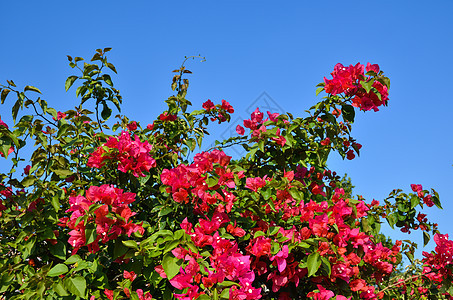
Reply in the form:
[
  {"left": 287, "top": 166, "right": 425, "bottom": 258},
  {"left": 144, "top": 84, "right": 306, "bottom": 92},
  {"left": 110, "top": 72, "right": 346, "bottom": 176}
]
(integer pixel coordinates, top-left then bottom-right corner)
[{"left": 1, "top": 1, "right": 452, "bottom": 258}]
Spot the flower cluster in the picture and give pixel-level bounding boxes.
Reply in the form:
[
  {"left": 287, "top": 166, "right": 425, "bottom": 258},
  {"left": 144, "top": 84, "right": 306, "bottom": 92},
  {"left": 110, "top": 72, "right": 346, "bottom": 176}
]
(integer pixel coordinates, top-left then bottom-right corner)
[
  {"left": 161, "top": 149, "right": 242, "bottom": 213},
  {"left": 157, "top": 213, "right": 261, "bottom": 300},
  {"left": 422, "top": 233, "right": 453, "bottom": 282},
  {"left": 202, "top": 99, "right": 234, "bottom": 123},
  {"left": 236, "top": 108, "right": 287, "bottom": 146},
  {"left": 58, "top": 185, "right": 144, "bottom": 254},
  {"left": 324, "top": 62, "right": 389, "bottom": 112},
  {"left": 88, "top": 131, "right": 156, "bottom": 177},
  {"left": 161, "top": 155, "right": 401, "bottom": 299}
]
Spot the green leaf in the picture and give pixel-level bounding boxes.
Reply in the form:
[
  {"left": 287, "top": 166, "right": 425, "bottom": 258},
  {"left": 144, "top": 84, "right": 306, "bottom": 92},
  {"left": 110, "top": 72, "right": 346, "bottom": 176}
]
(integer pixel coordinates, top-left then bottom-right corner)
[
  {"left": 386, "top": 213, "right": 397, "bottom": 229},
  {"left": 53, "top": 281, "right": 69, "bottom": 296},
  {"left": 21, "top": 175, "right": 36, "bottom": 187},
  {"left": 288, "top": 188, "right": 302, "bottom": 201},
  {"left": 64, "top": 276, "right": 86, "bottom": 298},
  {"left": 64, "top": 255, "right": 82, "bottom": 265},
  {"left": 162, "top": 253, "right": 182, "bottom": 280},
  {"left": 102, "top": 74, "right": 113, "bottom": 87},
  {"left": 24, "top": 85, "right": 42, "bottom": 94},
  {"left": 106, "top": 63, "right": 117, "bottom": 73},
  {"left": 48, "top": 264, "right": 69, "bottom": 277},
  {"left": 341, "top": 105, "right": 355, "bottom": 123},
  {"left": 207, "top": 176, "right": 219, "bottom": 188},
  {"left": 53, "top": 169, "right": 73, "bottom": 178},
  {"left": 1, "top": 89, "right": 10, "bottom": 104},
  {"left": 307, "top": 252, "right": 321, "bottom": 277},
  {"left": 410, "top": 195, "right": 420, "bottom": 209},
  {"left": 158, "top": 207, "right": 173, "bottom": 217},
  {"left": 432, "top": 194, "right": 442, "bottom": 209},
  {"left": 423, "top": 231, "right": 430, "bottom": 246},
  {"left": 122, "top": 240, "right": 139, "bottom": 250},
  {"left": 321, "top": 256, "right": 331, "bottom": 277},
  {"left": 65, "top": 76, "right": 78, "bottom": 92},
  {"left": 315, "top": 87, "right": 324, "bottom": 96},
  {"left": 85, "top": 224, "right": 97, "bottom": 244},
  {"left": 360, "top": 79, "right": 374, "bottom": 93}
]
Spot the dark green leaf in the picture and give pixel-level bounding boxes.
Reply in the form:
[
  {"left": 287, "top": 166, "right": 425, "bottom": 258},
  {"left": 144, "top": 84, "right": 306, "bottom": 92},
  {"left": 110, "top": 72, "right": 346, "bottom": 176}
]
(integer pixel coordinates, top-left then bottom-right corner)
[
  {"left": 102, "top": 74, "right": 113, "bottom": 87},
  {"left": 85, "top": 224, "right": 97, "bottom": 245},
  {"left": 423, "top": 231, "right": 430, "bottom": 246},
  {"left": 341, "top": 105, "right": 355, "bottom": 123},
  {"left": 106, "top": 62, "right": 117, "bottom": 73},
  {"left": 49, "top": 241, "right": 66, "bottom": 260},
  {"left": 101, "top": 103, "right": 112, "bottom": 120},
  {"left": 1, "top": 89, "right": 10, "bottom": 104}
]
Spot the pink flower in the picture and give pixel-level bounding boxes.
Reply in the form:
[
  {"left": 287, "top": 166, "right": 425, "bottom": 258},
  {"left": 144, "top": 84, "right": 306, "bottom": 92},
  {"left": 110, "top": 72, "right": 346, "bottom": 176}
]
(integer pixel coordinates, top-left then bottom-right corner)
[
  {"left": 270, "top": 245, "right": 289, "bottom": 273},
  {"left": 0, "top": 116, "right": 9, "bottom": 129},
  {"left": 267, "top": 111, "right": 279, "bottom": 122},
  {"left": 57, "top": 111, "right": 66, "bottom": 120},
  {"left": 123, "top": 270, "right": 137, "bottom": 281},
  {"left": 245, "top": 176, "right": 267, "bottom": 192},
  {"left": 366, "top": 62, "right": 380, "bottom": 74},
  {"left": 251, "top": 107, "right": 264, "bottom": 123},
  {"left": 236, "top": 124, "right": 245, "bottom": 135},
  {"left": 104, "top": 289, "right": 114, "bottom": 300},
  {"left": 306, "top": 285, "right": 335, "bottom": 300}
]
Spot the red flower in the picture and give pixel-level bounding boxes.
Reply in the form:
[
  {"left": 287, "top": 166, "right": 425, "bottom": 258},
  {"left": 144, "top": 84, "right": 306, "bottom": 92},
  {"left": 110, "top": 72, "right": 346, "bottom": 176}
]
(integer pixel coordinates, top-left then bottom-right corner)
[
  {"left": 320, "top": 138, "right": 330, "bottom": 146},
  {"left": 202, "top": 99, "right": 215, "bottom": 111},
  {"left": 221, "top": 99, "right": 234, "bottom": 113},
  {"left": 127, "top": 121, "right": 138, "bottom": 131},
  {"left": 159, "top": 112, "right": 177, "bottom": 122},
  {"left": 346, "top": 150, "right": 355, "bottom": 160}
]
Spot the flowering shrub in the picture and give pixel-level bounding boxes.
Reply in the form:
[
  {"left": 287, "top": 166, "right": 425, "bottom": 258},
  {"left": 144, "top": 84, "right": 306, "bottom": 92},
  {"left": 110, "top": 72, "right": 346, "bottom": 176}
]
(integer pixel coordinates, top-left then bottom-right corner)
[{"left": 0, "top": 49, "right": 451, "bottom": 299}]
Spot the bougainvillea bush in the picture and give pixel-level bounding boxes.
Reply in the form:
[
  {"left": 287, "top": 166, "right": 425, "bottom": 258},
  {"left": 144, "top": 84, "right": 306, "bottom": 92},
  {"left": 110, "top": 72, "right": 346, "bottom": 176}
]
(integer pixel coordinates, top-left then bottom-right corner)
[{"left": 0, "top": 49, "right": 452, "bottom": 299}]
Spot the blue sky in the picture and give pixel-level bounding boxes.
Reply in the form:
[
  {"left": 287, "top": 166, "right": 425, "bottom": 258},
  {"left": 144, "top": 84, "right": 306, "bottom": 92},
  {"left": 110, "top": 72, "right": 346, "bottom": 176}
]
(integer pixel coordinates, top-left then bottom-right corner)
[{"left": 1, "top": 1, "right": 452, "bottom": 258}]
